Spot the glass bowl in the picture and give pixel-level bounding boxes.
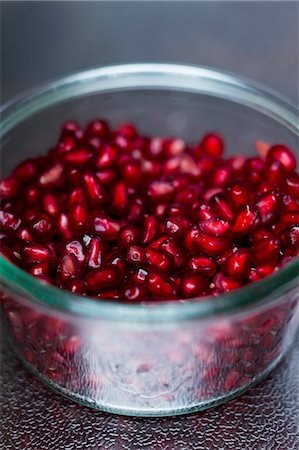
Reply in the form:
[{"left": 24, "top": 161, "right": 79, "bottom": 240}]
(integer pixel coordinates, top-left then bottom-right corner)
[{"left": 1, "top": 63, "right": 298, "bottom": 417}]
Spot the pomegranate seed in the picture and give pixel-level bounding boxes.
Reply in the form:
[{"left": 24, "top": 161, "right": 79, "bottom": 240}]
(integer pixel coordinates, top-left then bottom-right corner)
[
  {"left": 266, "top": 144, "right": 296, "bottom": 172},
  {"left": 279, "top": 210, "right": 299, "bottom": 227},
  {"left": 120, "top": 284, "right": 149, "bottom": 302},
  {"left": 163, "top": 138, "right": 186, "bottom": 158},
  {"left": 195, "top": 233, "right": 229, "bottom": 256},
  {"left": 13, "top": 159, "right": 37, "bottom": 181},
  {"left": 29, "top": 262, "right": 50, "bottom": 277},
  {"left": 224, "top": 249, "right": 250, "bottom": 279},
  {"left": 85, "top": 119, "right": 110, "bottom": 139},
  {"left": 280, "top": 226, "right": 299, "bottom": 250},
  {"left": 188, "top": 256, "right": 217, "bottom": 276},
  {"left": 147, "top": 180, "right": 174, "bottom": 203},
  {"left": 285, "top": 172, "right": 299, "bottom": 198},
  {"left": 30, "top": 214, "right": 56, "bottom": 242},
  {"left": 267, "top": 161, "right": 286, "bottom": 187},
  {"left": 120, "top": 159, "right": 143, "bottom": 186},
  {"left": 231, "top": 205, "right": 261, "bottom": 235},
  {"left": 68, "top": 188, "right": 85, "bottom": 206},
  {"left": 142, "top": 216, "right": 158, "bottom": 244},
  {"left": 112, "top": 182, "right": 128, "bottom": 212},
  {"left": 58, "top": 253, "right": 82, "bottom": 281},
  {"left": 0, "top": 210, "right": 21, "bottom": 233},
  {"left": 213, "top": 273, "right": 241, "bottom": 292},
  {"left": 57, "top": 213, "right": 73, "bottom": 240},
  {"left": 200, "top": 133, "right": 224, "bottom": 159},
  {"left": 199, "top": 217, "right": 230, "bottom": 237},
  {"left": 85, "top": 237, "right": 105, "bottom": 269},
  {"left": 42, "top": 193, "right": 60, "bottom": 217},
  {"left": 226, "top": 180, "right": 251, "bottom": 207},
  {"left": 256, "top": 190, "right": 281, "bottom": 225},
  {"left": 69, "top": 202, "right": 88, "bottom": 233},
  {"left": 181, "top": 272, "right": 208, "bottom": 298},
  {"left": 38, "top": 163, "right": 64, "bottom": 188},
  {"left": 130, "top": 267, "right": 149, "bottom": 284},
  {"left": 83, "top": 173, "right": 106, "bottom": 206},
  {"left": 251, "top": 231, "right": 281, "bottom": 263},
  {"left": 184, "top": 227, "right": 201, "bottom": 253},
  {"left": 93, "top": 213, "right": 120, "bottom": 240},
  {"left": 95, "top": 169, "right": 116, "bottom": 185},
  {"left": 22, "top": 242, "right": 52, "bottom": 262},
  {"left": 0, "top": 177, "right": 19, "bottom": 200},
  {"left": 210, "top": 193, "right": 234, "bottom": 221},
  {"left": 126, "top": 245, "right": 145, "bottom": 265},
  {"left": 85, "top": 268, "right": 118, "bottom": 291},
  {"left": 194, "top": 204, "right": 214, "bottom": 221},
  {"left": 25, "top": 186, "right": 39, "bottom": 206},
  {"left": 61, "top": 120, "right": 83, "bottom": 140},
  {"left": 147, "top": 273, "right": 177, "bottom": 299},
  {"left": 17, "top": 227, "right": 33, "bottom": 241},
  {"left": 64, "top": 279, "right": 86, "bottom": 294},
  {"left": 164, "top": 216, "right": 190, "bottom": 238},
  {"left": 64, "top": 240, "right": 85, "bottom": 262},
  {"left": 95, "top": 144, "right": 118, "bottom": 169},
  {"left": 145, "top": 248, "right": 173, "bottom": 272},
  {"left": 118, "top": 225, "right": 140, "bottom": 248},
  {"left": 116, "top": 123, "right": 137, "bottom": 140},
  {"left": 160, "top": 238, "right": 184, "bottom": 268}
]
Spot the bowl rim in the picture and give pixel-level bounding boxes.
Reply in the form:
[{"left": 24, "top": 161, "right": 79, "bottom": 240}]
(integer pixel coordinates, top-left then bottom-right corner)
[{"left": 1, "top": 62, "right": 298, "bottom": 322}]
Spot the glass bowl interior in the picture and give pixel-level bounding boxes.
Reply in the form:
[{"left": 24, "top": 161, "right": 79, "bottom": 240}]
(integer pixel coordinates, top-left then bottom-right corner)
[{"left": 0, "top": 63, "right": 298, "bottom": 321}]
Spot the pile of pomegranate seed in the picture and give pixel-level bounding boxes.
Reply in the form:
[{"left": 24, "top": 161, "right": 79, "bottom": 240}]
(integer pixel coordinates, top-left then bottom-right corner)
[{"left": 1, "top": 120, "right": 298, "bottom": 302}]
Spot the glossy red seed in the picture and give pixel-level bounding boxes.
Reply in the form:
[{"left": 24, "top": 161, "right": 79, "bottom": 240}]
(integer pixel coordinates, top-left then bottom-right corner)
[
  {"left": 68, "top": 188, "right": 85, "bottom": 206},
  {"left": 195, "top": 233, "right": 229, "bottom": 256},
  {"left": 147, "top": 273, "right": 177, "bottom": 299},
  {"left": 61, "top": 121, "right": 83, "bottom": 140},
  {"left": 30, "top": 214, "right": 56, "bottom": 242},
  {"left": 112, "top": 182, "right": 128, "bottom": 212},
  {"left": 95, "top": 144, "right": 118, "bottom": 169},
  {"left": 213, "top": 273, "right": 241, "bottom": 292},
  {"left": 231, "top": 205, "right": 261, "bottom": 235},
  {"left": 226, "top": 180, "right": 251, "bottom": 207},
  {"left": 266, "top": 144, "right": 296, "bottom": 172},
  {"left": 181, "top": 272, "right": 208, "bottom": 298},
  {"left": 64, "top": 280, "right": 86, "bottom": 294},
  {"left": 58, "top": 253, "right": 82, "bottom": 281},
  {"left": 199, "top": 217, "right": 230, "bottom": 237},
  {"left": 267, "top": 161, "right": 286, "bottom": 187},
  {"left": 160, "top": 238, "right": 184, "bottom": 268},
  {"left": 280, "top": 226, "right": 299, "bottom": 250},
  {"left": 69, "top": 202, "right": 88, "bottom": 233},
  {"left": 83, "top": 173, "right": 106, "bottom": 206},
  {"left": 194, "top": 204, "right": 214, "bottom": 221},
  {"left": 13, "top": 159, "right": 37, "bottom": 181},
  {"left": 145, "top": 248, "right": 173, "bottom": 272},
  {"left": 142, "top": 216, "right": 158, "bottom": 244},
  {"left": 42, "top": 193, "right": 60, "bottom": 217},
  {"left": 147, "top": 180, "right": 174, "bottom": 203},
  {"left": 210, "top": 193, "right": 234, "bottom": 221},
  {"left": 57, "top": 213, "right": 73, "bottom": 240},
  {"left": 224, "top": 250, "right": 251, "bottom": 279},
  {"left": 29, "top": 262, "right": 50, "bottom": 277},
  {"left": 0, "top": 177, "right": 19, "bottom": 200},
  {"left": 120, "top": 284, "right": 149, "bottom": 302},
  {"left": 188, "top": 255, "right": 217, "bottom": 276},
  {"left": 85, "top": 268, "right": 118, "bottom": 291},
  {"left": 25, "top": 186, "right": 39, "bottom": 206},
  {"left": 118, "top": 225, "right": 140, "bottom": 248},
  {"left": 17, "top": 227, "right": 33, "bottom": 241},
  {"left": 200, "top": 133, "right": 224, "bottom": 159},
  {"left": 251, "top": 231, "right": 281, "bottom": 263},
  {"left": 285, "top": 172, "right": 299, "bottom": 198},
  {"left": 85, "top": 119, "right": 110, "bottom": 139},
  {"left": 120, "top": 159, "right": 143, "bottom": 187},
  {"left": 95, "top": 169, "right": 116, "bottom": 185},
  {"left": 38, "top": 163, "right": 64, "bottom": 188},
  {"left": 184, "top": 227, "right": 201, "bottom": 253},
  {"left": 126, "top": 245, "right": 145, "bottom": 265},
  {"left": 93, "top": 213, "right": 120, "bottom": 240},
  {"left": 85, "top": 237, "right": 105, "bottom": 269},
  {"left": 130, "top": 267, "right": 149, "bottom": 284},
  {"left": 22, "top": 242, "right": 52, "bottom": 262},
  {"left": 64, "top": 240, "right": 85, "bottom": 262},
  {"left": 0, "top": 210, "right": 21, "bottom": 233},
  {"left": 63, "top": 147, "right": 91, "bottom": 165},
  {"left": 279, "top": 210, "right": 299, "bottom": 227},
  {"left": 165, "top": 216, "right": 190, "bottom": 238},
  {"left": 256, "top": 190, "right": 281, "bottom": 225}
]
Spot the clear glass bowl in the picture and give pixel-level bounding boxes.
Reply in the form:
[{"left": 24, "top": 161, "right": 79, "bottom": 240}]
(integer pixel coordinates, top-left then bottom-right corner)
[{"left": 1, "top": 64, "right": 298, "bottom": 417}]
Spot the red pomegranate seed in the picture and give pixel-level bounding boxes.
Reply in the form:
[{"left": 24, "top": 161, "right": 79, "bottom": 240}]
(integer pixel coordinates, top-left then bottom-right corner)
[
  {"left": 25, "top": 186, "right": 39, "bottom": 206},
  {"left": 256, "top": 264, "right": 275, "bottom": 279},
  {"left": 85, "top": 268, "right": 118, "bottom": 291},
  {"left": 226, "top": 180, "right": 251, "bottom": 207},
  {"left": 22, "top": 242, "right": 52, "bottom": 262},
  {"left": 147, "top": 273, "right": 177, "bottom": 299},
  {"left": 30, "top": 214, "right": 56, "bottom": 242},
  {"left": 188, "top": 255, "right": 217, "bottom": 276},
  {"left": 95, "top": 169, "right": 116, "bottom": 185},
  {"left": 279, "top": 210, "right": 299, "bottom": 227},
  {"left": 200, "top": 133, "right": 224, "bottom": 159},
  {"left": 266, "top": 144, "right": 296, "bottom": 172},
  {"left": 112, "top": 182, "right": 128, "bottom": 212},
  {"left": 116, "top": 123, "right": 137, "bottom": 140},
  {"left": 95, "top": 144, "right": 118, "bottom": 169},
  {"left": 199, "top": 217, "right": 230, "bottom": 237},
  {"left": 38, "top": 163, "right": 64, "bottom": 188},
  {"left": 224, "top": 249, "right": 251, "bottom": 279},
  {"left": 142, "top": 216, "right": 158, "bottom": 244},
  {"left": 58, "top": 253, "right": 82, "bottom": 281},
  {"left": 210, "top": 193, "right": 234, "bottom": 221},
  {"left": 126, "top": 245, "right": 145, "bottom": 265},
  {"left": 64, "top": 240, "right": 85, "bottom": 262},
  {"left": 64, "top": 279, "right": 86, "bottom": 294},
  {"left": 42, "top": 193, "right": 60, "bottom": 217},
  {"left": 120, "top": 159, "right": 143, "bottom": 186},
  {"left": 256, "top": 190, "right": 281, "bottom": 225},
  {"left": 159, "top": 238, "right": 184, "bottom": 268},
  {"left": 57, "top": 213, "right": 73, "bottom": 240},
  {"left": 163, "top": 138, "right": 186, "bottom": 158},
  {"left": 83, "top": 173, "right": 106, "bottom": 206},
  {"left": 181, "top": 272, "right": 208, "bottom": 298},
  {"left": 231, "top": 205, "right": 261, "bottom": 235},
  {"left": 267, "top": 161, "right": 286, "bottom": 187},
  {"left": 68, "top": 188, "right": 85, "bottom": 206},
  {"left": 29, "top": 262, "right": 50, "bottom": 277},
  {"left": 13, "top": 159, "right": 37, "bottom": 181},
  {"left": 0, "top": 177, "right": 19, "bottom": 200},
  {"left": 106, "top": 253, "right": 126, "bottom": 276},
  {"left": 0, "top": 210, "right": 21, "bottom": 233},
  {"left": 165, "top": 216, "right": 190, "bottom": 238},
  {"left": 93, "top": 213, "right": 120, "bottom": 240},
  {"left": 127, "top": 196, "right": 145, "bottom": 223},
  {"left": 118, "top": 225, "right": 140, "bottom": 248},
  {"left": 145, "top": 248, "right": 173, "bottom": 272},
  {"left": 280, "top": 226, "right": 299, "bottom": 249},
  {"left": 147, "top": 180, "right": 174, "bottom": 203},
  {"left": 69, "top": 201, "right": 88, "bottom": 234},
  {"left": 285, "top": 172, "right": 299, "bottom": 198},
  {"left": 194, "top": 204, "right": 214, "bottom": 221},
  {"left": 251, "top": 231, "right": 281, "bottom": 263},
  {"left": 85, "top": 237, "right": 105, "bottom": 269},
  {"left": 184, "top": 227, "right": 201, "bottom": 253},
  {"left": 120, "top": 284, "right": 149, "bottom": 302},
  {"left": 130, "top": 267, "right": 149, "bottom": 284},
  {"left": 210, "top": 165, "right": 230, "bottom": 187},
  {"left": 63, "top": 147, "right": 92, "bottom": 165},
  {"left": 213, "top": 273, "right": 241, "bottom": 292},
  {"left": 61, "top": 120, "right": 83, "bottom": 140},
  {"left": 85, "top": 119, "right": 110, "bottom": 139},
  {"left": 17, "top": 227, "right": 33, "bottom": 241},
  {"left": 195, "top": 233, "right": 229, "bottom": 256}
]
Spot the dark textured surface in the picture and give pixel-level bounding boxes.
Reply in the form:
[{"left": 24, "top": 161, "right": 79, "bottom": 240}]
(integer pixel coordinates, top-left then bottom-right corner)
[{"left": 1, "top": 331, "right": 298, "bottom": 450}]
